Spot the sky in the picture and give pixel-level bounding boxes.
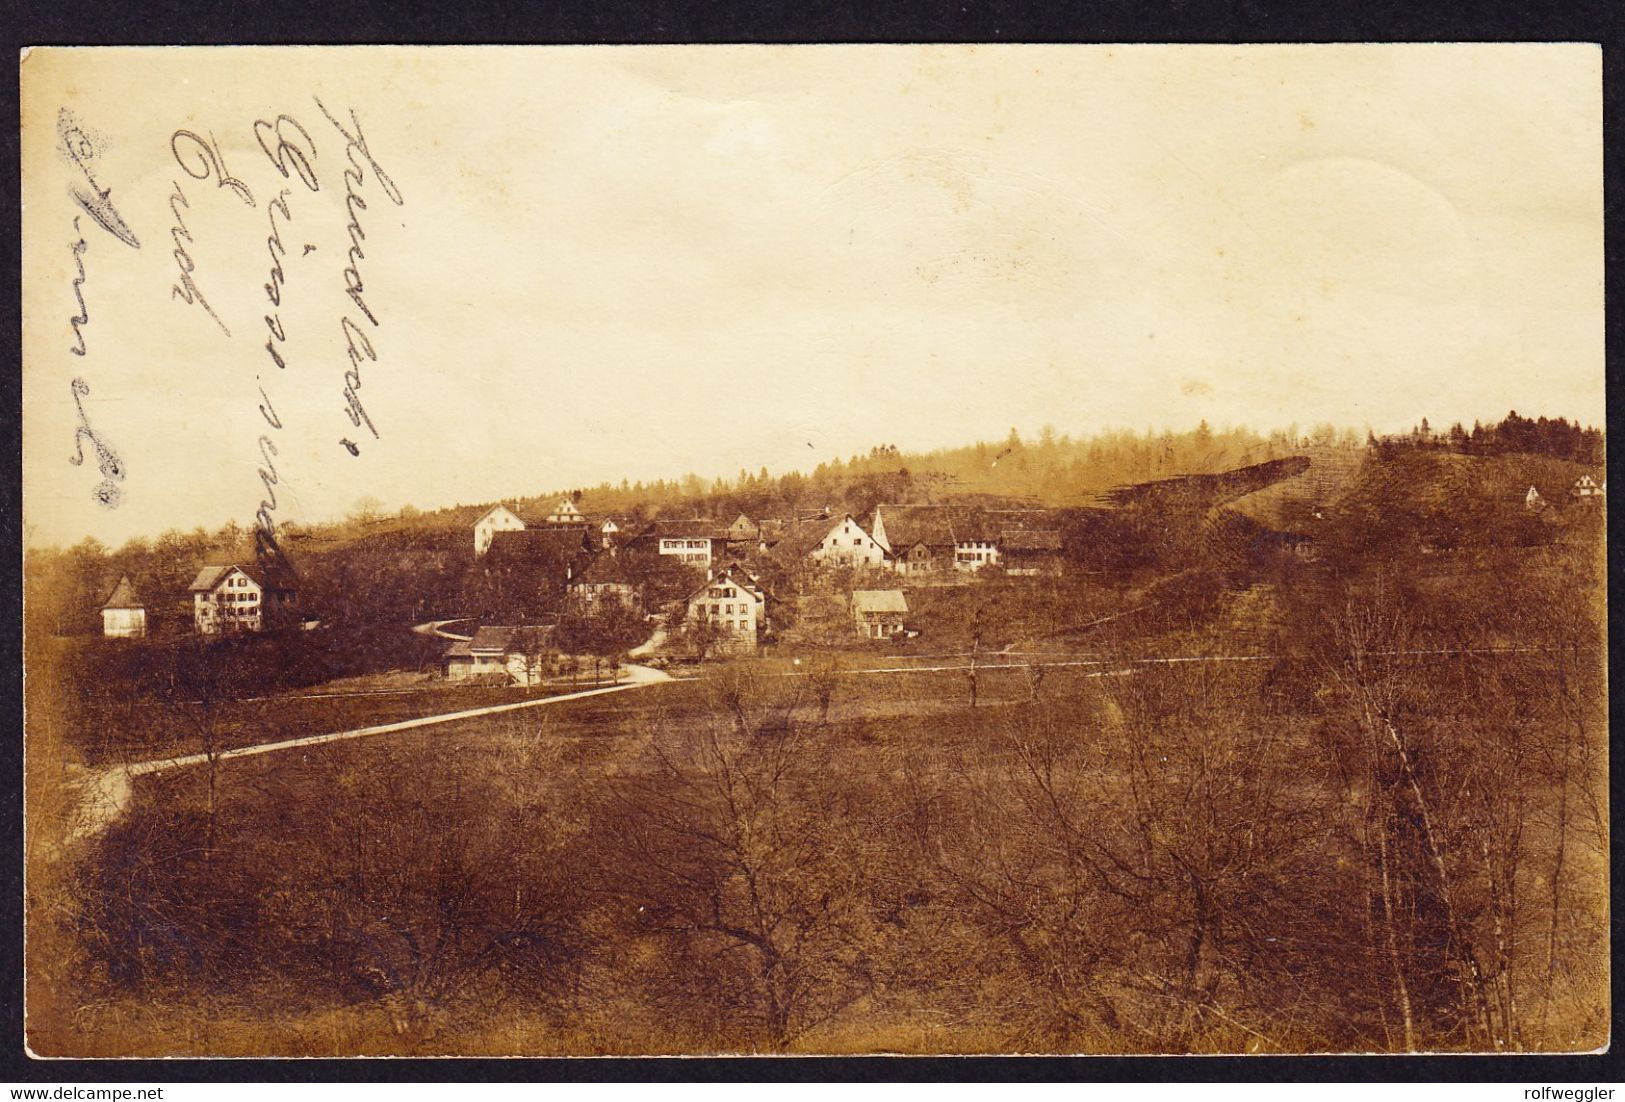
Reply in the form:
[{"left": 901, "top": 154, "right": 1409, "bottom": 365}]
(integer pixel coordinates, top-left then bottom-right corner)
[{"left": 21, "top": 44, "right": 1604, "bottom": 549}]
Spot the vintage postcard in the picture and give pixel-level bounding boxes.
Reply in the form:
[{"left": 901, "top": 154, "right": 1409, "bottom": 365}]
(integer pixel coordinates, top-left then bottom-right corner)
[{"left": 19, "top": 44, "right": 1606, "bottom": 1057}]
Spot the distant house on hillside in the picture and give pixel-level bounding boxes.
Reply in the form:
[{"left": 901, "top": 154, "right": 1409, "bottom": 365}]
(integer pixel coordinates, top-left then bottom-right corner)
[
  {"left": 1525, "top": 485, "right": 1546, "bottom": 511},
  {"left": 543, "top": 498, "right": 588, "bottom": 525},
  {"left": 685, "top": 564, "right": 771, "bottom": 654},
  {"left": 624, "top": 519, "right": 721, "bottom": 569},
  {"left": 188, "top": 563, "right": 296, "bottom": 634},
  {"left": 1571, "top": 474, "right": 1605, "bottom": 501},
  {"left": 100, "top": 575, "right": 147, "bottom": 638},
  {"left": 473, "top": 504, "right": 528, "bottom": 556},
  {"left": 852, "top": 589, "right": 908, "bottom": 639},
  {"left": 724, "top": 513, "right": 760, "bottom": 545},
  {"left": 599, "top": 518, "right": 622, "bottom": 547}
]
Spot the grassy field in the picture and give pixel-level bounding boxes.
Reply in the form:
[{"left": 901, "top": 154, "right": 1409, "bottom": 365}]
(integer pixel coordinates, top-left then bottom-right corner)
[
  {"left": 32, "top": 664, "right": 1099, "bottom": 1056},
  {"left": 36, "top": 672, "right": 630, "bottom": 768}
]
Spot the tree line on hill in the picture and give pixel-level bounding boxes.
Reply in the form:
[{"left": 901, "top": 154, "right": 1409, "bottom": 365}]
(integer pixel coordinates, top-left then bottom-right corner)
[{"left": 1374, "top": 411, "right": 1603, "bottom": 465}]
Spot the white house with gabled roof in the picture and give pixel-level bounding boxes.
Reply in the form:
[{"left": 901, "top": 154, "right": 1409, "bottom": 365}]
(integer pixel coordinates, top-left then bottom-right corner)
[
  {"left": 685, "top": 564, "right": 771, "bottom": 652},
  {"left": 187, "top": 563, "right": 296, "bottom": 634},
  {"left": 809, "top": 514, "right": 889, "bottom": 569},
  {"left": 474, "top": 504, "right": 528, "bottom": 557},
  {"left": 1571, "top": 474, "right": 1604, "bottom": 501}
]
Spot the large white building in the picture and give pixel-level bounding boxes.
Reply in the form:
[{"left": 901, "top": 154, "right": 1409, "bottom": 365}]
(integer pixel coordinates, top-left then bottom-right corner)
[
  {"left": 686, "top": 565, "right": 770, "bottom": 653},
  {"left": 809, "top": 514, "right": 890, "bottom": 569},
  {"left": 187, "top": 563, "right": 296, "bottom": 634}
]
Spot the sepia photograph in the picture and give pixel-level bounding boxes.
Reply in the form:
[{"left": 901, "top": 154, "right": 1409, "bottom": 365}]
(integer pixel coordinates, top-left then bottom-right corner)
[{"left": 18, "top": 43, "right": 1607, "bottom": 1059}]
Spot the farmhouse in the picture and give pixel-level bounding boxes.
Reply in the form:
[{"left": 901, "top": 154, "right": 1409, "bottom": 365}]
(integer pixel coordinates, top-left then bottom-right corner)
[
  {"left": 1525, "top": 485, "right": 1546, "bottom": 511},
  {"left": 100, "top": 575, "right": 147, "bottom": 638},
  {"left": 809, "top": 514, "right": 889, "bottom": 569},
  {"left": 187, "top": 563, "right": 296, "bottom": 635},
  {"left": 686, "top": 564, "right": 771, "bottom": 653},
  {"left": 569, "top": 550, "right": 640, "bottom": 609},
  {"left": 443, "top": 624, "right": 559, "bottom": 684},
  {"left": 851, "top": 589, "right": 908, "bottom": 639},
  {"left": 870, "top": 504, "right": 1058, "bottom": 576}
]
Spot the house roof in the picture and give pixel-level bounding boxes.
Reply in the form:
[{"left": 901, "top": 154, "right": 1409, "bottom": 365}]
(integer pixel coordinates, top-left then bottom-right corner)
[
  {"left": 767, "top": 518, "right": 845, "bottom": 560},
  {"left": 487, "top": 527, "right": 591, "bottom": 559},
  {"left": 650, "top": 518, "right": 725, "bottom": 539},
  {"left": 686, "top": 564, "right": 769, "bottom": 605},
  {"left": 187, "top": 561, "right": 299, "bottom": 593},
  {"left": 852, "top": 589, "right": 909, "bottom": 614},
  {"left": 875, "top": 506, "right": 960, "bottom": 549},
  {"left": 877, "top": 504, "right": 1006, "bottom": 547},
  {"left": 101, "top": 575, "right": 144, "bottom": 610},
  {"left": 573, "top": 551, "right": 635, "bottom": 586},
  {"left": 468, "top": 625, "right": 518, "bottom": 653},
  {"left": 876, "top": 504, "right": 1057, "bottom": 552},
  {"left": 443, "top": 639, "right": 474, "bottom": 659},
  {"left": 475, "top": 503, "right": 527, "bottom": 526},
  {"left": 186, "top": 564, "right": 234, "bottom": 592}
]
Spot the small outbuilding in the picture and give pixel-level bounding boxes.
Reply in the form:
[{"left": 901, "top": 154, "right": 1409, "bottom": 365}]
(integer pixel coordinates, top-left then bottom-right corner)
[
  {"left": 100, "top": 575, "right": 147, "bottom": 638},
  {"left": 851, "top": 589, "right": 909, "bottom": 639}
]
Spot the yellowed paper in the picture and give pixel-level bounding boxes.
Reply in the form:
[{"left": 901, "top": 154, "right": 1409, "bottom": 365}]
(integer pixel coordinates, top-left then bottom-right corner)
[{"left": 21, "top": 45, "right": 1606, "bottom": 1058}]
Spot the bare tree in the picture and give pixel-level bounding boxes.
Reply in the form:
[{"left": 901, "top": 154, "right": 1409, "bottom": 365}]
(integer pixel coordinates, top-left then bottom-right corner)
[{"left": 590, "top": 672, "right": 878, "bottom": 1049}]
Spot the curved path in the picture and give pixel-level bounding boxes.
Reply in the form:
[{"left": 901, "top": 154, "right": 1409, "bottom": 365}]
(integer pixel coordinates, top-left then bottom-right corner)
[{"left": 412, "top": 618, "right": 474, "bottom": 641}]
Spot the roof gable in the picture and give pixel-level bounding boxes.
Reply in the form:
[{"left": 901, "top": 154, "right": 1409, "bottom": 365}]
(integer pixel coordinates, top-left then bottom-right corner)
[
  {"left": 852, "top": 589, "right": 909, "bottom": 614},
  {"left": 687, "top": 564, "right": 769, "bottom": 605},
  {"left": 102, "top": 575, "right": 144, "bottom": 609},
  {"left": 574, "top": 551, "right": 635, "bottom": 586},
  {"left": 468, "top": 625, "right": 518, "bottom": 653},
  {"left": 475, "top": 504, "right": 527, "bottom": 528}
]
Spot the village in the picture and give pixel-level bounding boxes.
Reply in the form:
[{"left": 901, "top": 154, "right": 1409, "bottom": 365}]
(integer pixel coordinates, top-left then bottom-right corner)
[
  {"left": 92, "top": 489, "right": 1082, "bottom": 679},
  {"left": 88, "top": 458, "right": 1606, "bottom": 690}
]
